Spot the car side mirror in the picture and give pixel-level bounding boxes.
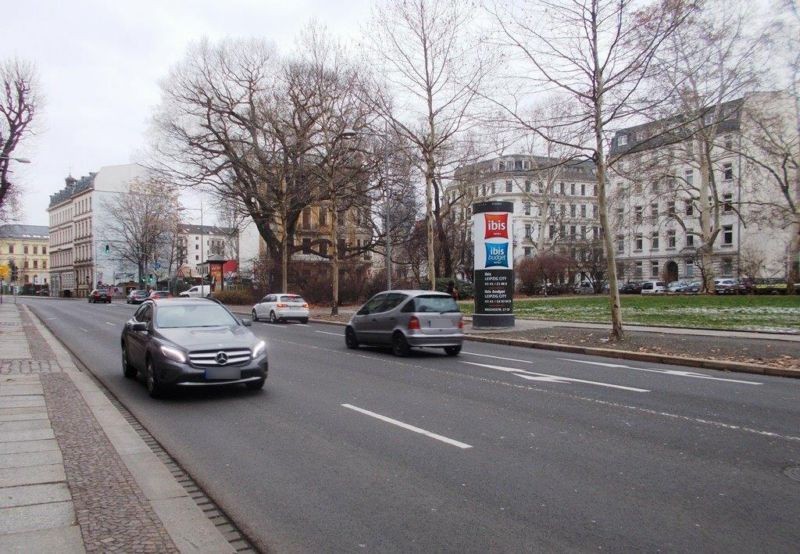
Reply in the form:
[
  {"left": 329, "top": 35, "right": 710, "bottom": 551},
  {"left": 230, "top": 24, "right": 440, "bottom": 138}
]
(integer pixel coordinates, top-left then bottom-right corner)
[
  {"left": 131, "top": 321, "right": 148, "bottom": 332},
  {"left": 241, "top": 318, "right": 252, "bottom": 327}
]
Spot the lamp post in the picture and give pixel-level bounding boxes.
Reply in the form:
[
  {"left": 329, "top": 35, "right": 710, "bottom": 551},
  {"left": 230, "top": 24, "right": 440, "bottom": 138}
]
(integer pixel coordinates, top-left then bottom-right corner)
[{"left": 0, "top": 156, "right": 31, "bottom": 164}]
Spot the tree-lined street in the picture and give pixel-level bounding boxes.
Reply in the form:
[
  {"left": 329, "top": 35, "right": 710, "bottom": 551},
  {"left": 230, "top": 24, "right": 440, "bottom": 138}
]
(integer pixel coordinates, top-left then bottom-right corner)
[{"left": 20, "top": 297, "right": 800, "bottom": 552}]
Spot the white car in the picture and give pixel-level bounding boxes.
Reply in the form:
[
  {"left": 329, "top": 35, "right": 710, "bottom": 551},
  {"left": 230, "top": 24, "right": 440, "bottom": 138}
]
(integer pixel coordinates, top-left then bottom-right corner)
[
  {"left": 640, "top": 280, "right": 666, "bottom": 294},
  {"left": 252, "top": 293, "right": 309, "bottom": 324},
  {"left": 179, "top": 285, "right": 211, "bottom": 298}
]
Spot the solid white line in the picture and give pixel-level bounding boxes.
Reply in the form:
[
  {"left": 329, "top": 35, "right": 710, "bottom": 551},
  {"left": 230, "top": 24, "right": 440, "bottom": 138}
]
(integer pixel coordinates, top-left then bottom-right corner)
[
  {"left": 315, "top": 330, "right": 341, "bottom": 336},
  {"left": 79, "top": 328, "right": 89, "bottom": 333},
  {"left": 105, "top": 322, "right": 115, "bottom": 326},
  {"left": 560, "top": 358, "right": 762, "bottom": 385},
  {"left": 341, "top": 404, "right": 473, "bottom": 449},
  {"left": 462, "top": 351, "right": 533, "bottom": 364},
  {"left": 463, "top": 361, "right": 650, "bottom": 393}
]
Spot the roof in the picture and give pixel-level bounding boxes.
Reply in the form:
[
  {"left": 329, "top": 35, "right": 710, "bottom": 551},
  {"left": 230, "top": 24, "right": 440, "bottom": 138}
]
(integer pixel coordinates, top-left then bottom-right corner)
[
  {"left": 178, "top": 223, "right": 236, "bottom": 236},
  {"left": 0, "top": 224, "right": 49, "bottom": 239},
  {"left": 454, "top": 155, "right": 597, "bottom": 182}
]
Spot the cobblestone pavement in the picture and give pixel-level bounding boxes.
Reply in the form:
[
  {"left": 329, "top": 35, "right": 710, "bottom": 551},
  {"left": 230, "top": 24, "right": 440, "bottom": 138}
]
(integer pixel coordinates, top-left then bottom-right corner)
[{"left": 41, "top": 373, "right": 178, "bottom": 553}]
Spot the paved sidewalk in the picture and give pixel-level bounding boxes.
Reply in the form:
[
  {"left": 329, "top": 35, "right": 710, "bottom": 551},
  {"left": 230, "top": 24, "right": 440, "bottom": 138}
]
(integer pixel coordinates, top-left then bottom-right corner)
[{"left": 0, "top": 304, "right": 235, "bottom": 553}]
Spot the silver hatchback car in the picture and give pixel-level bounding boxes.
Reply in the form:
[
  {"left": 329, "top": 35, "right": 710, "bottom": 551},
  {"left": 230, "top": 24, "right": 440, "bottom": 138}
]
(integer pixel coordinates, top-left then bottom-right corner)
[{"left": 345, "top": 290, "right": 464, "bottom": 356}]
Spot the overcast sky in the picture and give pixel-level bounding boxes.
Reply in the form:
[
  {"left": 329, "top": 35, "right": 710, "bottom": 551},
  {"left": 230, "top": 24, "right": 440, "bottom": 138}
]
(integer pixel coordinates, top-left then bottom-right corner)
[{"left": 2, "top": 0, "right": 371, "bottom": 226}]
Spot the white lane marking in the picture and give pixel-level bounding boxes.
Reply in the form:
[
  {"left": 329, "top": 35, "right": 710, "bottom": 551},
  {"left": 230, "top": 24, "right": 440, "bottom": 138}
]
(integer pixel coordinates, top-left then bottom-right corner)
[
  {"left": 342, "top": 404, "right": 473, "bottom": 449},
  {"left": 46, "top": 317, "right": 57, "bottom": 320},
  {"left": 79, "top": 328, "right": 89, "bottom": 333},
  {"left": 315, "top": 330, "right": 341, "bottom": 336},
  {"left": 105, "top": 322, "right": 115, "bottom": 326},
  {"left": 463, "top": 361, "right": 650, "bottom": 393},
  {"left": 560, "top": 358, "right": 762, "bottom": 385},
  {"left": 462, "top": 351, "right": 533, "bottom": 364},
  {"left": 271, "top": 336, "right": 799, "bottom": 443}
]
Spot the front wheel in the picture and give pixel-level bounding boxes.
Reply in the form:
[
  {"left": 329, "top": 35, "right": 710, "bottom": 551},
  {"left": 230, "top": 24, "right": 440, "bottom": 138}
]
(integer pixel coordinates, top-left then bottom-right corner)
[
  {"left": 121, "top": 343, "right": 137, "bottom": 378},
  {"left": 345, "top": 327, "right": 359, "bottom": 349},
  {"left": 444, "top": 345, "right": 461, "bottom": 356},
  {"left": 392, "top": 333, "right": 410, "bottom": 357},
  {"left": 251, "top": 309, "right": 259, "bottom": 322},
  {"left": 246, "top": 378, "right": 265, "bottom": 391},
  {"left": 145, "top": 358, "right": 166, "bottom": 398}
]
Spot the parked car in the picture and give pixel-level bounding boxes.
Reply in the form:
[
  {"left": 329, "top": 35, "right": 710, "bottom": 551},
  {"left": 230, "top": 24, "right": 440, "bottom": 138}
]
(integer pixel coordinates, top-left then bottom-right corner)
[
  {"left": 346, "top": 290, "right": 464, "bottom": 357},
  {"left": 120, "top": 298, "right": 267, "bottom": 397},
  {"left": 714, "top": 278, "right": 738, "bottom": 294},
  {"left": 667, "top": 280, "right": 691, "bottom": 293},
  {"left": 127, "top": 289, "right": 150, "bottom": 304},
  {"left": 574, "top": 282, "right": 595, "bottom": 294},
  {"left": 148, "top": 290, "right": 172, "bottom": 300},
  {"left": 684, "top": 281, "right": 702, "bottom": 293},
  {"left": 179, "top": 285, "right": 211, "bottom": 298},
  {"left": 640, "top": 280, "right": 666, "bottom": 294},
  {"left": 88, "top": 288, "right": 111, "bottom": 303},
  {"left": 619, "top": 281, "right": 642, "bottom": 294},
  {"left": 251, "top": 293, "right": 309, "bottom": 324}
]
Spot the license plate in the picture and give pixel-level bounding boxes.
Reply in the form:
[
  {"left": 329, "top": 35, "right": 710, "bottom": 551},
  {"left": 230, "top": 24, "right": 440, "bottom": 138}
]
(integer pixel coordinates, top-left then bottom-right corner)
[
  {"left": 204, "top": 367, "right": 241, "bottom": 380},
  {"left": 428, "top": 318, "right": 451, "bottom": 328}
]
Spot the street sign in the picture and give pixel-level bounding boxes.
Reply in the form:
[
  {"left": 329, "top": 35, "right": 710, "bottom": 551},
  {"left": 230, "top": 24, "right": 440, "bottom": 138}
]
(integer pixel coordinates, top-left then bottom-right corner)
[{"left": 153, "top": 261, "right": 161, "bottom": 270}]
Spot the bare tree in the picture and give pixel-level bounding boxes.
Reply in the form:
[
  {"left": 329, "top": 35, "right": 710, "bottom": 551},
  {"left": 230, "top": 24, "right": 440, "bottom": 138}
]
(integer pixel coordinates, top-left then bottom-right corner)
[
  {"left": 487, "top": 0, "right": 692, "bottom": 340},
  {"left": 101, "top": 177, "right": 181, "bottom": 286},
  {"left": 367, "top": 0, "right": 491, "bottom": 288},
  {"left": 0, "top": 59, "right": 38, "bottom": 221}
]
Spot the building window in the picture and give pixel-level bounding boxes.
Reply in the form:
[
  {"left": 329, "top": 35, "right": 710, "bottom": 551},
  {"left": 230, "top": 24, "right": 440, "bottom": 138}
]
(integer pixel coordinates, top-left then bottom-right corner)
[
  {"left": 651, "top": 232, "right": 659, "bottom": 250},
  {"left": 320, "top": 240, "right": 329, "bottom": 257},
  {"left": 570, "top": 204, "right": 576, "bottom": 218},
  {"left": 524, "top": 224, "right": 532, "bottom": 239},
  {"left": 319, "top": 209, "right": 327, "bottom": 226},
  {"left": 24, "top": 261, "right": 29, "bottom": 269},
  {"left": 667, "top": 230, "right": 676, "bottom": 248},
  {"left": 195, "top": 255, "right": 199, "bottom": 261},
  {"left": 593, "top": 205, "right": 598, "bottom": 219},
  {"left": 570, "top": 183, "right": 576, "bottom": 195},
  {"left": 722, "top": 225, "right": 733, "bottom": 245},
  {"left": 616, "top": 207, "right": 624, "bottom": 224},
  {"left": 580, "top": 225, "right": 587, "bottom": 239},
  {"left": 651, "top": 261, "right": 659, "bottom": 278},
  {"left": 560, "top": 182, "right": 565, "bottom": 195},
  {"left": 498, "top": 161, "right": 505, "bottom": 171},
  {"left": 650, "top": 203, "right": 659, "bottom": 220},
  {"left": 570, "top": 225, "right": 576, "bottom": 239},
  {"left": 24, "top": 245, "right": 29, "bottom": 254},
  {"left": 302, "top": 238, "right": 311, "bottom": 254},
  {"left": 42, "top": 246, "right": 46, "bottom": 255},
  {"left": 686, "top": 233, "right": 694, "bottom": 247},
  {"left": 634, "top": 206, "right": 643, "bottom": 224},
  {"left": 491, "top": 182, "right": 496, "bottom": 194},
  {"left": 617, "top": 235, "right": 624, "bottom": 253},
  {"left": 550, "top": 225, "right": 557, "bottom": 238},
  {"left": 724, "top": 135, "right": 733, "bottom": 149},
  {"left": 505, "top": 181, "right": 513, "bottom": 193},
  {"left": 723, "top": 163, "right": 733, "bottom": 181},
  {"left": 195, "top": 244, "right": 199, "bottom": 250},
  {"left": 524, "top": 203, "right": 531, "bottom": 216},
  {"left": 722, "top": 257, "right": 733, "bottom": 275},
  {"left": 667, "top": 201, "right": 675, "bottom": 216},
  {"left": 515, "top": 160, "right": 523, "bottom": 170},
  {"left": 33, "top": 246, "right": 38, "bottom": 255},
  {"left": 634, "top": 261, "right": 643, "bottom": 278},
  {"left": 684, "top": 169, "right": 693, "bottom": 185},
  {"left": 618, "top": 134, "right": 628, "bottom": 146},
  {"left": 581, "top": 184, "right": 586, "bottom": 196},
  {"left": 580, "top": 205, "right": 586, "bottom": 218},
  {"left": 634, "top": 234, "right": 643, "bottom": 251},
  {"left": 723, "top": 193, "right": 733, "bottom": 212},
  {"left": 525, "top": 180, "right": 531, "bottom": 193},
  {"left": 8, "top": 244, "right": 13, "bottom": 254},
  {"left": 482, "top": 184, "right": 487, "bottom": 196},
  {"left": 685, "top": 200, "right": 694, "bottom": 216},
  {"left": 560, "top": 205, "right": 566, "bottom": 217},
  {"left": 524, "top": 247, "right": 532, "bottom": 257},
  {"left": 686, "top": 258, "right": 694, "bottom": 277}
]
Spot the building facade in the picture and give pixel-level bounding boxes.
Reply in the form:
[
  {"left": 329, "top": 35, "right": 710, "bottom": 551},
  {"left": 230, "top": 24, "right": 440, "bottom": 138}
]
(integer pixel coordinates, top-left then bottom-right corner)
[
  {"left": 0, "top": 224, "right": 50, "bottom": 290},
  {"left": 47, "top": 164, "right": 148, "bottom": 297},
  {"left": 450, "top": 155, "right": 600, "bottom": 269},
  {"left": 608, "top": 92, "right": 795, "bottom": 284},
  {"left": 175, "top": 223, "right": 239, "bottom": 280}
]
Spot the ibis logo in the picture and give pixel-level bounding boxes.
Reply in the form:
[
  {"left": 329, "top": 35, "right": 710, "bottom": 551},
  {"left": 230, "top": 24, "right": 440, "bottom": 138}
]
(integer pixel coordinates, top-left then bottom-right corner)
[
  {"left": 484, "top": 213, "right": 509, "bottom": 239},
  {"left": 485, "top": 243, "right": 509, "bottom": 268}
]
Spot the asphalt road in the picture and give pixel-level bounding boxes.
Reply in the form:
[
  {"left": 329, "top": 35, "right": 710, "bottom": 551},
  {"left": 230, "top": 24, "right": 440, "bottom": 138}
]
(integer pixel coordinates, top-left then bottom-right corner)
[{"left": 21, "top": 297, "right": 800, "bottom": 553}]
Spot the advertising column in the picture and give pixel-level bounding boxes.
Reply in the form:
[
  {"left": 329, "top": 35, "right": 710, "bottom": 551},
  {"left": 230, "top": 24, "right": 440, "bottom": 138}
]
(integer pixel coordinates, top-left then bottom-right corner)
[{"left": 472, "top": 201, "right": 515, "bottom": 328}]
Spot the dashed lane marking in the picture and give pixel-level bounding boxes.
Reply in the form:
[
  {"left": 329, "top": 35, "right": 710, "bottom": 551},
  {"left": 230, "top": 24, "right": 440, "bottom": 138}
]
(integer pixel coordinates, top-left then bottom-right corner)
[
  {"left": 315, "top": 330, "right": 341, "bottom": 336},
  {"left": 342, "top": 403, "right": 473, "bottom": 449},
  {"left": 560, "top": 358, "right": 763, "bottom": 385}
]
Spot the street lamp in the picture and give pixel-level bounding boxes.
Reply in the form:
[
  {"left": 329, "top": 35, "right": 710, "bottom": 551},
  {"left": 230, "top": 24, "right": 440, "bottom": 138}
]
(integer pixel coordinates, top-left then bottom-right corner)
[{"left": 0, "top": 156, "right": 31, "bottom": 163}]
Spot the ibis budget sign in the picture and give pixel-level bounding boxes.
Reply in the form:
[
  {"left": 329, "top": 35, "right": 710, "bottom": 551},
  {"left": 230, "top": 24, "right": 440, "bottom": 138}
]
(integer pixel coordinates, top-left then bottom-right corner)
[{"left": 472, "top": 201, "right": 515, "bottom": 328}]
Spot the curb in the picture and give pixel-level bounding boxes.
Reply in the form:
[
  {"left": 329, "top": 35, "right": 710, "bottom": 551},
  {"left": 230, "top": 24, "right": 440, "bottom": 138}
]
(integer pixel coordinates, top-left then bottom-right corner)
[{"left": 301, "top": 317, "right": 799, "bottom": 380}]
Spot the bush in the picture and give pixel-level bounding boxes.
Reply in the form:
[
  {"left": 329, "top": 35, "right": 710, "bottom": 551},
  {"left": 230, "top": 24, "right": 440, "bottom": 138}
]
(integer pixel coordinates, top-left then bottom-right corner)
[
  {"left": 211, "top": 289, "right": 256, "bottom": 306},
  {"left": 418, "top": 278, "right": 474, "bottom": 300}
]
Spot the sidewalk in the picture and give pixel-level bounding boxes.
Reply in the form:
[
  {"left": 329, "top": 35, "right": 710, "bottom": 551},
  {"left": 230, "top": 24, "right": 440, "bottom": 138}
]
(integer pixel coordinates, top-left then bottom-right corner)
[{"left": 0, "top": 304, "right": 236, "bottom": 553}]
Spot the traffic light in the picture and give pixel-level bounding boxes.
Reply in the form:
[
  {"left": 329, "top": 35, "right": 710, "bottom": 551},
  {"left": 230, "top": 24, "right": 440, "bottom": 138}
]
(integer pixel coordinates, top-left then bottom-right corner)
[
  {"left": 148, "top": 274, "right": 154, "bottom": 285},
  {"left": 104, "top": 244, "right": 110, "bottom": 254},
  {"left": 10, "top": 264, "right": 18, "bottom": 282}
]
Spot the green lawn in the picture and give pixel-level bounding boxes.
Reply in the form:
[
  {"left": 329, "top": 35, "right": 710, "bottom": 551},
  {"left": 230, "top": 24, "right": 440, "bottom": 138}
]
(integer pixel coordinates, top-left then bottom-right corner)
[{"left": 459, "top": 295, "right": 800, "bottom": 332}]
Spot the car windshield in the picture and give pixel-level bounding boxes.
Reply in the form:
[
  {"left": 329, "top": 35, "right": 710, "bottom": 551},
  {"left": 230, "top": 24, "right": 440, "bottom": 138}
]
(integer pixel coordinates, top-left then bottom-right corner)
[
  {"left": 412, "top": 295, "right": 460, "bottom": 313},
  {"left": 156, "top": 304, "right": 239, "bottom": 328},
  {"left": 280, "top": 295, "right": 304, "bottom": 303}
]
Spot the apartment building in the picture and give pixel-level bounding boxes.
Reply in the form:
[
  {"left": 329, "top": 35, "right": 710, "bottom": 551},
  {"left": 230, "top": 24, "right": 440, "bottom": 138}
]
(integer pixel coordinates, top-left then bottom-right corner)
[
  {"left": 0, "top": 224, "right": 50, "bottom": 289},
  {"left": 608, "top": 92, "right": 795, "bottom": 283},
  {"left": 450, "top": 155, "right": 600, "bottom": 262},
  {"left": 47, "top": 164, "right": 149, "bottom": 296},
  {"left": 175, "top": 223, "right": 238, "bottom": 279}
]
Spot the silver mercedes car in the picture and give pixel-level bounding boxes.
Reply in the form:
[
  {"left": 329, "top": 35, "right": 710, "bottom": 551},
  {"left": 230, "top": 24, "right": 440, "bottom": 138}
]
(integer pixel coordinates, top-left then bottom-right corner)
[{"left": 345, "top": 290, "right": 464, "bottom": 356}]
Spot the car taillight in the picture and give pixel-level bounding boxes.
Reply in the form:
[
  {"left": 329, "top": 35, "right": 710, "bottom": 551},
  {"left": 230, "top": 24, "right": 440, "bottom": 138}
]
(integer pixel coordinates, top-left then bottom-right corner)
[
  {"left": 458, "top": 317, "right": 464, "bottom": 329},
  {"left": 277, "top": 303, "right": 288, "bottom": 308},
  {"left": 302, "top": 303, "right": 308, "bottom": 308},
  {"left": 408, "top": 316, "right": 420, "bottom": 330}
]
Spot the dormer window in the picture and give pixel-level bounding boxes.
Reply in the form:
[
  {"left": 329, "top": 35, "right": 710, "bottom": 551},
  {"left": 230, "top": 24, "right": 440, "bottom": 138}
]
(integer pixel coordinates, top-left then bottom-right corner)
[{"left": 618, "top": 135, "right": 628, "bottom": 146}]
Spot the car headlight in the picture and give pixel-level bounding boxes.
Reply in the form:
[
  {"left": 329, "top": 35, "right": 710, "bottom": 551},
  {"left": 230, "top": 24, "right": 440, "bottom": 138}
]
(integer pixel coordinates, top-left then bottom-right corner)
[
  {"left": 160, "top": 345, "right": 187, "bottom": 363},
  {"left": 252, "top": 340, "right": 266, "bottom": 359}
]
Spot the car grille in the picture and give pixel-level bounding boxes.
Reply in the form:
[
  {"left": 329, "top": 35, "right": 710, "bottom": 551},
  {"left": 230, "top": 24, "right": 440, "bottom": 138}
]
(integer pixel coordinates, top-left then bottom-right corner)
[{"left": 187, "top": 348, "right": 251, "bottom": 367}]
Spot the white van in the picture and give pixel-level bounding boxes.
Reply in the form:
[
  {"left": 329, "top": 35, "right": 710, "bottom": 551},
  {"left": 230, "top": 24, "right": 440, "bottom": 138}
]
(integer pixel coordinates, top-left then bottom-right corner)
[
  {"left": 179, "top": 285, "right": 211, "bottom": 298},
  {"left": 640, "top": 280, "right": 666, "bottom": 294}
]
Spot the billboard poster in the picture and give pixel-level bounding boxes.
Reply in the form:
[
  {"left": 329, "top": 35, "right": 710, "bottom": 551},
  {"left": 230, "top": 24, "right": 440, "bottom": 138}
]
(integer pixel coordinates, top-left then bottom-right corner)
[{"left": 472, "top": 201, "right": 515, "bottom": 328}]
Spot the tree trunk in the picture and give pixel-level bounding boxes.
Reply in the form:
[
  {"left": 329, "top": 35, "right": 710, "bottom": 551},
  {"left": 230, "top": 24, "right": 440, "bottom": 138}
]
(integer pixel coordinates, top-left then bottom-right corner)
[
  {"left": 787, "top": 217, "right": 800, "bottom": 295},
  {"left": 698, "top": 138, "right": 716, "bottom": 293},
  {"left": 281, "top": 234, "right": 288, "bottom": 293},
  {"left": 425, "top": 167, "right": 436, "bottom": 290},
  {"left": 331, "top": 207, "right": 339, "bottom": 314}
]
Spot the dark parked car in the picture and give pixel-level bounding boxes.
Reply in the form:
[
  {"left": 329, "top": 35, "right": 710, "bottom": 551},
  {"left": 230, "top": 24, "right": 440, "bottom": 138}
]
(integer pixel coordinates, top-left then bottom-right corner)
[
  {"left": 88, "top": 288, "right": 111, "bottom": 303},
  {"left": 127, "top": 289, "right": 150, "bottom": 304},
  {"left": 346, "top": 290, "right": 464, "bottom": 357},
  {"left": 120, "top": 298, "right": 268, "bottom": 397},
  {"left": 619, "top": 281, "right": 642, "bottom": 294}
]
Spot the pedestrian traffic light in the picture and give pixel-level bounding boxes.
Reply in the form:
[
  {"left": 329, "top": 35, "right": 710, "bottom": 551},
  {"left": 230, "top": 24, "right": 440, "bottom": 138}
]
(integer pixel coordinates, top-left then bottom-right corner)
[
  {"left": 148, "top": 274, "right": 154, "bottom": 284},
  {"left": 104, "top": 244, "right": 110, "bottom": 254},
  {"left": 10, "top": 265, "right": 18, "bottom": 282}
]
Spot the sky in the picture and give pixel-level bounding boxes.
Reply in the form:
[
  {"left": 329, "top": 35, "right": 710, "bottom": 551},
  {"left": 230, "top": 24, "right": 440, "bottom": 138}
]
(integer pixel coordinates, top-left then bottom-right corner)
[{"left": 2, "top": 0, "right": 371, "bottom": 226}]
